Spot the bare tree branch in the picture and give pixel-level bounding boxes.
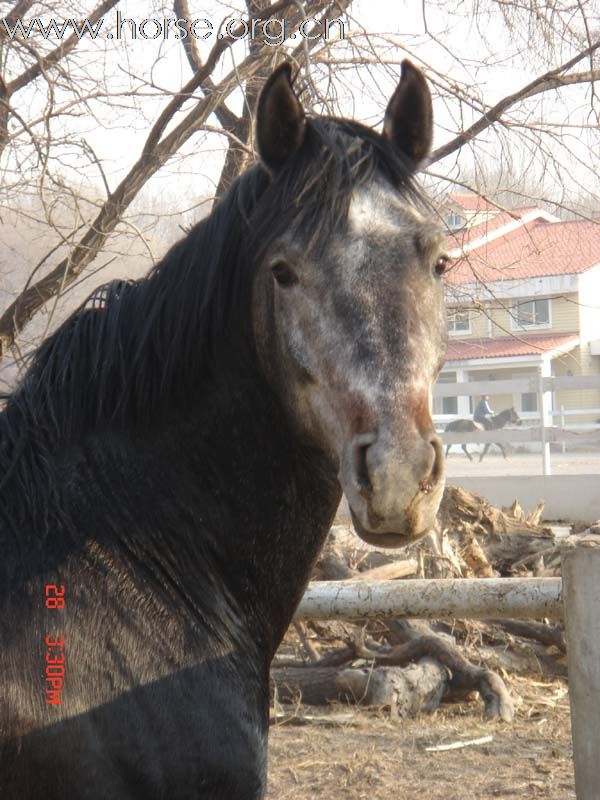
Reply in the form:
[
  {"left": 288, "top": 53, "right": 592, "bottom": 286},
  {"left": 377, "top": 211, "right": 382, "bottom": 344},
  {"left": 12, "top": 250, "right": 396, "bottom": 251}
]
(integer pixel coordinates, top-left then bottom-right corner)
[
  {"left": 0, "top": 0, "right": 352, "bottom": 356},
  {"left": 430, "top": 38, "right": 600, "bottom": 165},
  {"left": 6, "top": 0, "right": 120, "bottom": 95}
]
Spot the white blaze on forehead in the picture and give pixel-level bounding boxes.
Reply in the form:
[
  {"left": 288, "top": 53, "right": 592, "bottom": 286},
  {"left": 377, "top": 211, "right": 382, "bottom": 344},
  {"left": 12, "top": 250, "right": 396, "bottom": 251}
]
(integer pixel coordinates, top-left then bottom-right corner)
[{"left": 348, "top": 184, "right": 425, "bottom": 236}]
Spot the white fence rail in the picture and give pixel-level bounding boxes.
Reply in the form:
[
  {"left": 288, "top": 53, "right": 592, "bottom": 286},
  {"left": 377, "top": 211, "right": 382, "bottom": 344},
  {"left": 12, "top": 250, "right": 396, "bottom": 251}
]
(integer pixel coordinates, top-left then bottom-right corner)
[
  {"left": 432, "top": 373, "right": 600, "bottom": 398},
  {"left": 295, "top": 577, "right": 563, "bottom": 621},
  {"left": 433, "top": 373, "right": 600, "bottom": 475},
  {"left": 441, "top": 427, "right": 600, "bottom": 445}
]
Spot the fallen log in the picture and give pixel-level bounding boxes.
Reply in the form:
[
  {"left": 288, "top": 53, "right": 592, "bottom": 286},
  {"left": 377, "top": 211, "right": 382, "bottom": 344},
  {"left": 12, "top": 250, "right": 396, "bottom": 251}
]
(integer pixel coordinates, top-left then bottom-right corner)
[
  {"left": 477, "top": 643, "right": 567, "bottom": 679},
  {"left": 313, "top": 527, "right": 416, "bottom": 581},
  {"left": 485, "top": 619, "right": 566, "bottom": 652},
  {"left": 349, "top": 559, "right": 418, "bottom": 582},
  {"left": 272, "top": 659, "right": 448, "bottom": 718},
  {"left": 354, "top": 635, "right": 514, "bottom": 721}
]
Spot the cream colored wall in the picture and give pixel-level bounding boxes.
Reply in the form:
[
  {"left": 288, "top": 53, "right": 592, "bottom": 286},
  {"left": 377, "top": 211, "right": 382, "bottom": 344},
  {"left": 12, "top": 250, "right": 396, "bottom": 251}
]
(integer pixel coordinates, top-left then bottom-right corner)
[
  {"left": 487, "top": 303, "right": 512, "bottom": 337},
  {"left": 466, "top": 367, "right": 529, "bottom": 415},
  {"left": 481, "top": 293, "right": 579, "bottom": 337},
  {"left": 553, "top": 347, "right": 600, "bottom": 423},
  {"left": 550, "top": 294, "right": 580, "bottom": 333},
  {"left": 447, "top": 305, "right": 489, "bottom": 339},
  {"left": 469, "top": 308, "right": 489, "bottom": 337}
]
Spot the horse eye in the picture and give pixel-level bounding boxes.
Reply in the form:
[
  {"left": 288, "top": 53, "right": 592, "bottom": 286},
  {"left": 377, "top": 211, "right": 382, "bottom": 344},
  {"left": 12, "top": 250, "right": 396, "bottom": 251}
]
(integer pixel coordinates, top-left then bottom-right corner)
[
  {"left": 271, "top": 261, "right": 298, "bottom": 288},
  {"left": 434, "top": 255, "right": 450, "bottom": 277}
]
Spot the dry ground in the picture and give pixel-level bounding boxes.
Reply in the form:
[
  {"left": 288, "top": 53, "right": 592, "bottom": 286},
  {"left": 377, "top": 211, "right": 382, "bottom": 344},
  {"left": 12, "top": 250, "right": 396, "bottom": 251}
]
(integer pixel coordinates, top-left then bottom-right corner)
[
  {"left": 267, "top": 678, "right": 574, "bottom": 799},
  {"left": 445, "top": 450, "right": 600, "bottom": 477}
]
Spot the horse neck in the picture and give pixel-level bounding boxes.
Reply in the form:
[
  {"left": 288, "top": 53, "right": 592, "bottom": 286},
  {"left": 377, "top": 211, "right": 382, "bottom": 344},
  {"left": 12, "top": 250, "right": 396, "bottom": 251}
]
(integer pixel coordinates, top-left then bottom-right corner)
[
  {"left": 104, "top": 365, "right": 341, "bottom": 661},
  {"left": 492, "top": 410, "right": 508, "bottom": 427}
]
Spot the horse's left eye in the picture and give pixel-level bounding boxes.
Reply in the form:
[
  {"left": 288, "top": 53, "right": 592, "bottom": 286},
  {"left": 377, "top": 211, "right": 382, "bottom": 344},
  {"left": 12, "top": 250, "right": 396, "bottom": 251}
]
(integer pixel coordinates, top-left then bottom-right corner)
[{"left": 434, "top": 255, "right": 449, "bottom": 277}]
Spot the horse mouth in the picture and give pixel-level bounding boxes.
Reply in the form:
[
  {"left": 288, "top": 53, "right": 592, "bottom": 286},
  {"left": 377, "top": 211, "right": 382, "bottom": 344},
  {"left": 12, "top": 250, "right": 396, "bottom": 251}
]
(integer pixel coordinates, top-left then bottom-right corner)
[{"left": 349, "top": 507, "right": 433, "bottom": 548}]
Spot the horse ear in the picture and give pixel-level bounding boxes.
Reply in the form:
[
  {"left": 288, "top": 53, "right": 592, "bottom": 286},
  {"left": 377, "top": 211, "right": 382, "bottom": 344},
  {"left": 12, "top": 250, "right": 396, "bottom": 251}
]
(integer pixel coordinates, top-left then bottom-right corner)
[
  {"left": 383, "top": 60, "right": 433, "bottom": 167},
  {"left": 256, "top": 62, "right": 306, "bottom": 172}
]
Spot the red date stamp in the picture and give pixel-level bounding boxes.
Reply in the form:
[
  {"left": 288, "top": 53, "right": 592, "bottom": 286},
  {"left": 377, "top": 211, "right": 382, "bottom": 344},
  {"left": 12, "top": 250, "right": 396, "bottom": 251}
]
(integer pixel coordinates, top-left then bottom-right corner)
[{"left": 44, "top": 584, "right": 65, "bottom": 705}]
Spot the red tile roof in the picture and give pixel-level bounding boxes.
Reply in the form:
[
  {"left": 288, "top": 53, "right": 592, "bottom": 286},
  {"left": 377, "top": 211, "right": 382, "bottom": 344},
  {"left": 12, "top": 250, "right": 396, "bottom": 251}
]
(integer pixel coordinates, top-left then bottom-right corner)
[
  {"left": 446, "top": 332, "right": 579, "bottom": 361},
  {"left": 447, "top": 192, "right": 499, "bottom": 213},
  {"left": 446, "top": 209, "right": 526, "bottom": 250},
  {"left": 444, "top": 219, "right": 600, "bottom": 285}
]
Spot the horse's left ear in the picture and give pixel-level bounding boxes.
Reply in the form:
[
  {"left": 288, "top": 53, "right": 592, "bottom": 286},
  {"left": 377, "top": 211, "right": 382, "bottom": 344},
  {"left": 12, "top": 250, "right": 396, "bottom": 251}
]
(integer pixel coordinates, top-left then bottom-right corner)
[
  {"left": 383, "top": 60, "right": 433, "bottom": 167},
  {"left": 256, "top": 62, "right": 306, "bottom": 172}
]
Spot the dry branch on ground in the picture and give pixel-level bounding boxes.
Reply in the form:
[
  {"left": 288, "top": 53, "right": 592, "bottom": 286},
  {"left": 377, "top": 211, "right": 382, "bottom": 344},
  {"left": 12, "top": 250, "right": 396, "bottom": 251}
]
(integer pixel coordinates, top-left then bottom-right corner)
[{"left": 272, "top": 485, "right": 599, "bottom": 723}]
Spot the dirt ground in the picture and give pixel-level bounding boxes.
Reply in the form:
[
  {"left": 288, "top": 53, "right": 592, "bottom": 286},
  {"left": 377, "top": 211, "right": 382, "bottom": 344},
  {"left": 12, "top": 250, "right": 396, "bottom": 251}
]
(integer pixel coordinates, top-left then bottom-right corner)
[
  {"left": 267, "top": 677, "right": 574, "bottom": 799},
  {"left": 445, "top": 450, "right": 600, "bottom": 477}
]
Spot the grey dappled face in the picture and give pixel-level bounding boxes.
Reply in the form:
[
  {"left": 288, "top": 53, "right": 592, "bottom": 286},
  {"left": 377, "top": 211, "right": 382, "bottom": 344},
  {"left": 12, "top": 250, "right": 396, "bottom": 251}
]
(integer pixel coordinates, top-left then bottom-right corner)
[{"left": 262, "top": 178, "right": 448, "bottom": 546}]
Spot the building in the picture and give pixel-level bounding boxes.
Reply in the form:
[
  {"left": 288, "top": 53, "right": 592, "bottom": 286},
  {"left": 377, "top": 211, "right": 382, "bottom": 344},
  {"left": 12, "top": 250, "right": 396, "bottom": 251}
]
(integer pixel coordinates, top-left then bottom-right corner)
[{"left": 436, "top": 193, "right": 600, "bottom": 425}]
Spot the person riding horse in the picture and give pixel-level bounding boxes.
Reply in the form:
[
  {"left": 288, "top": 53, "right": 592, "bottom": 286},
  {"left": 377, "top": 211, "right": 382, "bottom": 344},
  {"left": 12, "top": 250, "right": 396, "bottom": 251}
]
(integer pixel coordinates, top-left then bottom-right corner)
[
  {"left": 474, "top": 394, "right": 494, "bottom": 427},
  {"left": 445, "top": 405, "right": 521, "bottom": 461}
]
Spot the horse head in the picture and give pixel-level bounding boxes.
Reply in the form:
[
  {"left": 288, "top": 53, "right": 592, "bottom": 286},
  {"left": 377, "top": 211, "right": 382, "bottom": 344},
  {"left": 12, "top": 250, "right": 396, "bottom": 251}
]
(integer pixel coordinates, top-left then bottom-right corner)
[
  {"left": 508, "top": 407, "right": 522, "bottom": 425},
  {"left": 252, "top": 62, "right": 448, "bottom": 547}
]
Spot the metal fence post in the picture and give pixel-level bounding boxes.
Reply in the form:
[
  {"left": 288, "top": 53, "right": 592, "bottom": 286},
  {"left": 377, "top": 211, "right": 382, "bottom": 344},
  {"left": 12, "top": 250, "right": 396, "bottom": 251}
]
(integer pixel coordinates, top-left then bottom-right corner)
[{"left": 562, "top": 543, "right": 600, "bottom": 800}]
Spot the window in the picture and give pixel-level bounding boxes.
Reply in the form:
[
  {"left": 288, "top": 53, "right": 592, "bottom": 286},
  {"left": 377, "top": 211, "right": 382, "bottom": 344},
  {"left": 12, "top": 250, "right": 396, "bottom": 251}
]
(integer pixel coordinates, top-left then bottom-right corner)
[
  {"left": 521, "top": 392, "right": 538, "bottom": 413},
  {"left": 442, "top": 396, "right": 458, "bottom": 414},
  {"left": 512, "top": 298, "right": 550, "bottom": 328},
  {"left": 447, "top": 212, "right": 465, "bottom": 230},
  {"left": 434, "top": 373, "right": 458, "bottom": 416},
  {"left": 447, "top": 308, "right": 470, "bottom": 334}
]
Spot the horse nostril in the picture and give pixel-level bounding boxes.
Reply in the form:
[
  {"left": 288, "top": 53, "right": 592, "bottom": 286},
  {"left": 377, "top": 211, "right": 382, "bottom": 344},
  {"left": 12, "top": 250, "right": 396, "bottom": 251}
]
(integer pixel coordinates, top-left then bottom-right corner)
[
  {"left": 420, "top": 435, "right": 444, "bottom": 494},
  {"left": 352, "top": 433, "right": 376, "bottom": 497}
]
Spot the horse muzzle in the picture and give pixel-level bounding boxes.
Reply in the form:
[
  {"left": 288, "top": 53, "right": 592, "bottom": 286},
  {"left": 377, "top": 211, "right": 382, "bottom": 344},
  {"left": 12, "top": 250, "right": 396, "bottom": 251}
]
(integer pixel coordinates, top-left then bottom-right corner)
[{"left": 340, "top": 430, "right": 445, "bottom": 547}]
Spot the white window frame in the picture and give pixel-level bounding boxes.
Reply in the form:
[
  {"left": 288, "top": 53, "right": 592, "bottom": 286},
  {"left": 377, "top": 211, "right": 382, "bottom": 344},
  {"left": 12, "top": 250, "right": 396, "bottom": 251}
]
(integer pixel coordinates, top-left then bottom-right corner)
[
  {"left": 510, "top": 370, "right": 541, "bottom": 419},
  {"left": 519, "top": 391, "right": 539, "bottom": 414},
  {"left": 447, "top": 307, "right": 471, "bottom": 336},
  {"left": 447, "top": 211, "right": 465, "bottom": 230},
  {"left": 440, "top": 395, "right": 458, "bottom": 415},
  {"left": 510, "top": 298, "right": 551, "bottom": 330}
]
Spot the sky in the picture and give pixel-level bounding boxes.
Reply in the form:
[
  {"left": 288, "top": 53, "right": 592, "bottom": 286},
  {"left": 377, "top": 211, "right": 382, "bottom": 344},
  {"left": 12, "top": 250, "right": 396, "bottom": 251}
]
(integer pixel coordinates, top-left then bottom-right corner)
[
  {"left": 18, "top": 0, "right": 591, "bottom": 212},
  {"left": 2, "top": 0, "right": 598, "bottom": 238}
]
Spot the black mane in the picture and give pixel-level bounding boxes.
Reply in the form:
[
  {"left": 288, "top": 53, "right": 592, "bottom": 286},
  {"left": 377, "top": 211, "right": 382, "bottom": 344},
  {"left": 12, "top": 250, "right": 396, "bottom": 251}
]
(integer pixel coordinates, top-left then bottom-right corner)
[{"left": 0, "top": 117, "right": 427, "bottom": 497}]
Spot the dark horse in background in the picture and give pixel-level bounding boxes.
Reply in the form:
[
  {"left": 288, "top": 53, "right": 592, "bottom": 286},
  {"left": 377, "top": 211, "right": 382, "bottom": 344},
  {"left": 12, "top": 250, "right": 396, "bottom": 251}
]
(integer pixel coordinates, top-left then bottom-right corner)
[
  {"left": 0, "top": 62, "right": 448, "bottom": 799},
  {"left": 444, "top": 407, "right": 521, "bottom": 462}
]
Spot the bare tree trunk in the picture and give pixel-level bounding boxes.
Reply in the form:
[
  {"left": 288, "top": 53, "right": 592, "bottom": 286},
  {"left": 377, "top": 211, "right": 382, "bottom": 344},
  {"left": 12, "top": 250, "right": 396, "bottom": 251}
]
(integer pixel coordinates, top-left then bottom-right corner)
[{"left": 214, "top": 1, "right": 274, "bottom": 200}]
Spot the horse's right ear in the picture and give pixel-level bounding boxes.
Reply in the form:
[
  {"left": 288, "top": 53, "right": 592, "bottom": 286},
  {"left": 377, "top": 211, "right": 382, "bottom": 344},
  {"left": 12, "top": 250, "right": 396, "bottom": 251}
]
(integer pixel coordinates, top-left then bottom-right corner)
[
  {"left": 256, "top": 63, "right": 306, "bottom": 172},
  {"left": 383, "top": 60, "right": 433, "bottom": 167}
]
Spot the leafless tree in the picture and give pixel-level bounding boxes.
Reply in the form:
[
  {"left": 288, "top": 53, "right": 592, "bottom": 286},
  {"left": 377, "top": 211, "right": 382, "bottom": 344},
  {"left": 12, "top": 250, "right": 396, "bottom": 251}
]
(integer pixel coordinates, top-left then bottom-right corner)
[{"left": 0, "top": 0, "right": 598, "bottom": 375}]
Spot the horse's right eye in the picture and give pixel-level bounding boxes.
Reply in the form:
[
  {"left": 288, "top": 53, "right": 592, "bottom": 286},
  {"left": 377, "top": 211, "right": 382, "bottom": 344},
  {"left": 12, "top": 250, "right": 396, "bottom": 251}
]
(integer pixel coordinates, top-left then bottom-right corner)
[{"left": 271, "top": 261, "right": 299, "bottom": 288}]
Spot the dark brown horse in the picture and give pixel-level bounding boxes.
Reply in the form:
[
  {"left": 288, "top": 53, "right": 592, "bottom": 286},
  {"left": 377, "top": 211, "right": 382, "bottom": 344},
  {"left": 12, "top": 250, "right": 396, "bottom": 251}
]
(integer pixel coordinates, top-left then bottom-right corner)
[
  {"left": 0, "top": 62, "right": 448, "bottom": 798},
  {"left": 444, "top": 407, "right": 521, "bottom": 461}
]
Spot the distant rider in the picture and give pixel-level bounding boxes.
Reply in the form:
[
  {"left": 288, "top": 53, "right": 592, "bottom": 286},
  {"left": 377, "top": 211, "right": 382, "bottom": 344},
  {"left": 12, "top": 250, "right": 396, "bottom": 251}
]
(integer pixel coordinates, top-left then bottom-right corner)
[{"left": 474, "top": 394, "right": 494, "bottom": 426}]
